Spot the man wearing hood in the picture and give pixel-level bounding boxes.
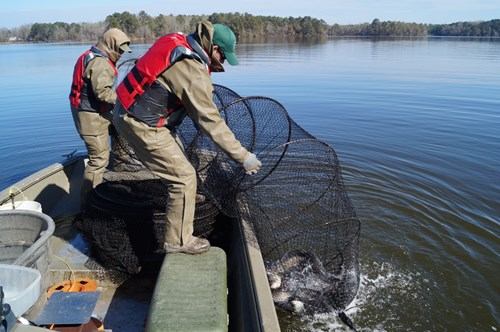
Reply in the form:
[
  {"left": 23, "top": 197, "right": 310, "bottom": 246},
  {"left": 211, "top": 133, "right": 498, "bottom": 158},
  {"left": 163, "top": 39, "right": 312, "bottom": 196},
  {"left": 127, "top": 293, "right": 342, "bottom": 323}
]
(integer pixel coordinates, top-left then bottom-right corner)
[
  {"left": 113, "top": 21, "right": 262, "bottom": 255},
  {"left": 69, "top": 28, "right": 131, "bottom": 208}
]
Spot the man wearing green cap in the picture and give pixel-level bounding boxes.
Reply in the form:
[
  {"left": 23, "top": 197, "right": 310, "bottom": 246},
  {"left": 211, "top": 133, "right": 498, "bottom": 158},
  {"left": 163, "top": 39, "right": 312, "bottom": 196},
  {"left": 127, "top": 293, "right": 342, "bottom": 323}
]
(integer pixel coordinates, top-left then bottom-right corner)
[
  {"left": 212, "top": 23, "right": 239, "bottom": 66},
  {"left": 113, "top": 21, "right": 262, "bottom": 255},
  {"left": 70, "top": 28, "right": 131, "bottom": 208}
]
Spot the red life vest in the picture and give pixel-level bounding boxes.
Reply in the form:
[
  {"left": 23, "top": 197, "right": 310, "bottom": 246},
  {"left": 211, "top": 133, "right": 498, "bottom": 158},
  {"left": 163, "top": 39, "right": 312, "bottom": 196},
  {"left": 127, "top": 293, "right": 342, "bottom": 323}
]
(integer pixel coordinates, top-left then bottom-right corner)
[
  {"left": 116, "top": 33, "right": 209, "bottom": 128},
  {"left": 69, "top": 46, "right": 117, "bottom": 113}
]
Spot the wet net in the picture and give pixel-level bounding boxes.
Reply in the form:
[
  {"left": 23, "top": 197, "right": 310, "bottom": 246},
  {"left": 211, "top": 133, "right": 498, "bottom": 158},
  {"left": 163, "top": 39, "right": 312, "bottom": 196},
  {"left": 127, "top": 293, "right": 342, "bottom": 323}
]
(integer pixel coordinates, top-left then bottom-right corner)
[
  {"left": 76, "top": 58, "right": 361, "bottom": 318},
  {"left": 189, "top": 91, "right": 361, "bottom": 315}
]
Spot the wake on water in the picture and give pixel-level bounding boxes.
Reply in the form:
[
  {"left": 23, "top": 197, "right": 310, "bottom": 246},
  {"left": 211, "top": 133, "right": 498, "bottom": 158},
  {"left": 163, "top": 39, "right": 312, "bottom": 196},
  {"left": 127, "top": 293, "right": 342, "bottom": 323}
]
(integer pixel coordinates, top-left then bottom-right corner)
[{"left": 294, "top": 261, "right": 436, "bottom": 332}]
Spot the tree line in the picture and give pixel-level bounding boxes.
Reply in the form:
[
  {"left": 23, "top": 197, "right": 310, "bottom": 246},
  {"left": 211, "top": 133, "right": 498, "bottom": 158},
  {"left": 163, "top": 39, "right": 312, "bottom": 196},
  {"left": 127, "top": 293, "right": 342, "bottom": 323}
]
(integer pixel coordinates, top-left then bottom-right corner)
[{"left": 1, "top": 12, "right": 499, "bottom": 43}]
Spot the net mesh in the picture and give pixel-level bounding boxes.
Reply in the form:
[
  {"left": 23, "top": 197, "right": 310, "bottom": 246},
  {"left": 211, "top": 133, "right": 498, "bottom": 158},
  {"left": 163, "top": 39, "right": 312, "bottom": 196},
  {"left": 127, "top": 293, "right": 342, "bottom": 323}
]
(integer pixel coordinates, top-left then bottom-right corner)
[
  {"left": 185, "top": 92, "right": 361, "bottom": 313},
  {"left": 76, "top": 58, "right": 361, "bottom": 317}
]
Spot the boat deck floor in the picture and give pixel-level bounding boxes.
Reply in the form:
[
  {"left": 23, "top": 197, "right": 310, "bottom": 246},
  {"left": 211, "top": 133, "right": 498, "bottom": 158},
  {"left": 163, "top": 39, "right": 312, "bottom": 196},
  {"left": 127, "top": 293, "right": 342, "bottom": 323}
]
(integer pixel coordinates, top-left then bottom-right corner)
[{"left": 25, "top": 215, "right": 160, "bottom": 332}]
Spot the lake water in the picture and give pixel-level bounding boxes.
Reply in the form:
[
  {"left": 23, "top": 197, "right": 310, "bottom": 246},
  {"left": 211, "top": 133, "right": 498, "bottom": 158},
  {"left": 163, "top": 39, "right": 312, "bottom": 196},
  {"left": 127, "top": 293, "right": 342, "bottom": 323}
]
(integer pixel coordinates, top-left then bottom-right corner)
[{"left": 0, "top": 37, "right": 499, "bottom": 331}]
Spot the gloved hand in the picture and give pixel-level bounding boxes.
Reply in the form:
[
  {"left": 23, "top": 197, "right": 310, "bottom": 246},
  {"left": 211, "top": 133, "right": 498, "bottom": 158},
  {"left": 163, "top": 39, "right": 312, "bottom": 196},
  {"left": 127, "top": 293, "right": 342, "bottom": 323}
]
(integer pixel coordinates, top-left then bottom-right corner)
[{"left": 243, "top": 153, "right": 262, "bottom": 175}]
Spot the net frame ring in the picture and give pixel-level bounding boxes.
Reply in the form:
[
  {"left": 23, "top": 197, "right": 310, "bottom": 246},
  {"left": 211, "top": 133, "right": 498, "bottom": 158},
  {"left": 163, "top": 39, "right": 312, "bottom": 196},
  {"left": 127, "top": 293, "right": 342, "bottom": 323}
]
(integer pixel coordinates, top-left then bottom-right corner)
[{"left": 220, "top": 96, "right": 293, "bottom": 191}]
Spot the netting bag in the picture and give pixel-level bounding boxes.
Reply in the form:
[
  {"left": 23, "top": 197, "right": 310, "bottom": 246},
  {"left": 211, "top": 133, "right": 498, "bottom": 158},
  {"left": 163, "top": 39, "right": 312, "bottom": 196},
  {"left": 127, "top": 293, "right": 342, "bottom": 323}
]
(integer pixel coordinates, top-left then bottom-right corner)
[{"left": 180, "top": 91, "right": 361, "bottom": 315}]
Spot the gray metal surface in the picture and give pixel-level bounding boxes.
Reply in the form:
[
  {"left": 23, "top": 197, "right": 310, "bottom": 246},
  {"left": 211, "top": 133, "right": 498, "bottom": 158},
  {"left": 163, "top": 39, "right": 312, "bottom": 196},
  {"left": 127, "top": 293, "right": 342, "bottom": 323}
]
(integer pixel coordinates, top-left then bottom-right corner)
[{"left": 32, "top": 291, "right": 100, "bottom": 325}]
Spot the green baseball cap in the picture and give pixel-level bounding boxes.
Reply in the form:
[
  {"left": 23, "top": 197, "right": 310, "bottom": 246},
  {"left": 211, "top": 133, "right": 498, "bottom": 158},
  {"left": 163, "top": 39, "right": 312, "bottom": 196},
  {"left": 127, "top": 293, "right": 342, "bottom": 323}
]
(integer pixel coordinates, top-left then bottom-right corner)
[{"left": 213, "top": 24, "right": 239, "bottom": 65}]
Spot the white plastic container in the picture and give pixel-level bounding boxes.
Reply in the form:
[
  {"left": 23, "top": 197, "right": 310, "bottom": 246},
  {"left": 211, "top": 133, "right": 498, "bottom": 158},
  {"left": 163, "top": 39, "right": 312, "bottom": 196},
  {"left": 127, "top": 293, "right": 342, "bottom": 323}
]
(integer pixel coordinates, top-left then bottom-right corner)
[
  {"left": 0, "top": 264, "right": 41, "bottom": 317},
  {"left": 0, "top": 201, "right": 42, "bottom": 213}
]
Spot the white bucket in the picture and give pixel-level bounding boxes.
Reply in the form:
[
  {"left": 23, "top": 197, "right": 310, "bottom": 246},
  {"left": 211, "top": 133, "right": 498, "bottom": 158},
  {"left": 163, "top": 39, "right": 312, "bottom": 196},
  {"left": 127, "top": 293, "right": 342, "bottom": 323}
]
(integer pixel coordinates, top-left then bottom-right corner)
[{"left": 0, "top": 201, "right": 42, "bottom": 213}]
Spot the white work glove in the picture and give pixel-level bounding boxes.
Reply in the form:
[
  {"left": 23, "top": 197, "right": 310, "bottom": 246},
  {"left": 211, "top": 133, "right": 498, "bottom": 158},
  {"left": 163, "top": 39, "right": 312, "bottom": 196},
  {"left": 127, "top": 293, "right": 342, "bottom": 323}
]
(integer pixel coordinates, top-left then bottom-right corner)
[{"left": 243, "top": 153, "right": 262, "bottom": 175}]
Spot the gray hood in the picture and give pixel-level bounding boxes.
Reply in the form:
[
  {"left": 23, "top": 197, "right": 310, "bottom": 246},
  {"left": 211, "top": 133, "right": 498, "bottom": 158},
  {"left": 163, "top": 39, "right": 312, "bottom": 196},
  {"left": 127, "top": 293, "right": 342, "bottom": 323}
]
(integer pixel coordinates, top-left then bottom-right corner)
[
  {"left": 192, "top": 21, "right": 225, "bottom": 72},
  {"left": 96, "top": 28, "right": 131, "bottom": 63}
]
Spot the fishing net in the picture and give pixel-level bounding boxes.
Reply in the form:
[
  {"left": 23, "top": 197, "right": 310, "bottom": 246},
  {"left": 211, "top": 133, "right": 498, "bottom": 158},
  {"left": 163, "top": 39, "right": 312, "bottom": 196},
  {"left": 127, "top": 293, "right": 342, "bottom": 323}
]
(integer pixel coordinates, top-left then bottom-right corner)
[
  {"left": 187, "top": 92, "right": 361, "bottom": 314},
  {"left": 77, "top": 58, "right": 361, "bottom": 319}
]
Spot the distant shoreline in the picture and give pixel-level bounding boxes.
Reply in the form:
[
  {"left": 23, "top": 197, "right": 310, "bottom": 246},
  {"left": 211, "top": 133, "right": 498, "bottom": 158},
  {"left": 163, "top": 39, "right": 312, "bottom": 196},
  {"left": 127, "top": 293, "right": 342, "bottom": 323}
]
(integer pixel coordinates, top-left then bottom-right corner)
[
  {"left": 2, "top": 14, "right": 499, "bottom": 42},
  {"left": 2, "top": 35, "right": 499, "bottom": 47}
]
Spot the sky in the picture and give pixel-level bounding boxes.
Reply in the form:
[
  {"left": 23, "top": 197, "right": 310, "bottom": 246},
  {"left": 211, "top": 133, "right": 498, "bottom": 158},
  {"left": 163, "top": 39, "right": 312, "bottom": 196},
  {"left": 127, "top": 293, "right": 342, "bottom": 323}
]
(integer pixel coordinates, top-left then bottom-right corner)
[{"left": 1, "top": 0, "right": 499, "bottom": 29}]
